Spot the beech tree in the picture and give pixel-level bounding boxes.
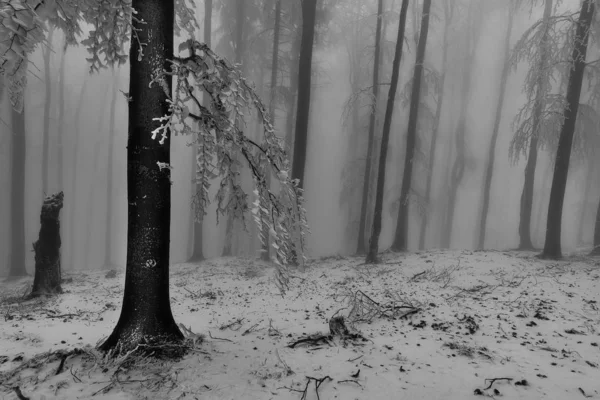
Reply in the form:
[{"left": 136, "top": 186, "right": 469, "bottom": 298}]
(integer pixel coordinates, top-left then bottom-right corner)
[
  {"left": 41, "top": 26, "right": 53, "bottom": 195},
  {"left": 9, "top": 95, "right": 27, "bottom": 277},
  {"left": 1, "top": 0, "right": 306, "bottom": 354}
]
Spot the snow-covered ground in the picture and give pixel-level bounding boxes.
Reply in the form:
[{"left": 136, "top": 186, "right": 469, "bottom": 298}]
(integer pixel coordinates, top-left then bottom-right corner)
[{"left": 1, "top": 250, "right": 599, "bottom": 400}]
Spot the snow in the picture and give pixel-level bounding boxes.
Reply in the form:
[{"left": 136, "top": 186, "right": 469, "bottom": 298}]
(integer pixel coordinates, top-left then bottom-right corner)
[{"left": 1, "top": 250, "right": 599, "bottom": 399}]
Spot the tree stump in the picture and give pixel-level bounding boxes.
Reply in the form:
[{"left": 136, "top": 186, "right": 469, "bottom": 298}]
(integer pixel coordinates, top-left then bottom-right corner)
[{"left": 30, "top": 191, "right": 64, "bottom": 297}]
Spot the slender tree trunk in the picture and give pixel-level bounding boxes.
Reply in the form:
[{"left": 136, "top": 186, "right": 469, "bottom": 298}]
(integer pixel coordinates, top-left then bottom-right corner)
[
  {"left": 189, "top": 0, "right": 212, "bottom": 262},
  {"left": 222, "top": 0, "right": 246, "bottom": 257},
  {"left": 541, "top": 0, "right": 594, "bottom": 259},
  {"left": 57, "top": 36, "right": 66, "bottom": 191},
  {"left": 99, "top": 0, "right": 183, "bottom": 353},
  {"left": 366, "top": 0, "right": 410, "bottom": 263},
  {"left": 285, "top": 29, "right": 302, "bottom": 159},
  {"left": 9, "top": 105, "right": 27, "bottom": 277},
  {"left": 518, "top": 0, "right": 553, "bottom": 250},
  {"left": 576, "top": 157, "right": 594, "bottom": 246},
  {"left": 42, "top": 26, "right": 54, "bottom": 195},
  {"left": 291, "top": 0, "right": 317, "bottom": 189},
  {"left": 261, "top": 0, "right": 282, "bottom": 261},
  {"left": 391, "top": 0, "right": 432, "bottom": 252},
  {"left": 418, "top": 1, "right": 451, "bottom": 251},
  {"left": 104, "top": 70, "right": 119, "bottom": 268},
  {"left": 591, "top": 183, "right": 600, "bottom": 255},
  {"left": 30, "top": 191, "right": 64, "bottom": 297},
  {"left": 356, "top": 0, "right": 384, "bottom": 255},
  {"left": 68, "top": 78, "right": 89, "bottom": 270},
  {"left": 477, "top": 4, "right": 514, "bottom": 250}
]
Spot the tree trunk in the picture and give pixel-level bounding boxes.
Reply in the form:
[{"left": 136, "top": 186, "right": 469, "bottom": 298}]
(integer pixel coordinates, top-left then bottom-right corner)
[
  {"left": 518, "top": 0, "right": 553, "bottom": 251},
  {"left": 222, "top": 0, "right": 246, "bottom": 257},
  {"left": 9, "top": 106, "right": 27, "bottom": 277},
  {"left": 189, "top": 0, "right": 212, "bottom": 262},
  {"left": 391, "top": 0, "right": 432, "bottom": 252},
  {"left": 30, "top": 191, "right": 64, "bottom": 297},
  {"left": 285, "top": 27, "right": 302, "bottom": 159},
  {"left": 576, "top": 157, "right": 594, "bottom": 246},
  {"left": 57, "top": 36, "right": 67, "bottom": 191},
  {"left": 98, "top": 0, "right": 183, "bottom": 353},
  {"left": 366, "top": 0, "right": 410, "bottom": 263},
  {"left": 541, "top": 0, "right": 594, "bottom": 259},
  {"left": 104, "top": 70, "right": 118, "bottom": 268},
  {"left": 291, "top": 0, "right": 317, "bottom": 189},
  {"left": 591, "top": 185, "right": 600, "bottom": 255},
  {"left": 42, "top": 26, "right": 54, "bottom": 196},
  {"left": 477, "top": 3, "right": 514, "bottom": 250},
  {"left": 418, "top": 1, "right": 451, "bottom": 251},
  {"left": 356, "top": 0, "right": 384, "bottom": 255},
  {"left": 68, "top": 78, "right": 89, "bottom": 270},
  {"left": 261, "top": 0, "right": 282, "bottom": 262}
]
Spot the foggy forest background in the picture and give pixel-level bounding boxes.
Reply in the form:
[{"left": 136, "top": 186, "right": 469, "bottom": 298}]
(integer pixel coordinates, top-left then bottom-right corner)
[{"left": 1, "top": 0, "right": 598, "bottom": 275}]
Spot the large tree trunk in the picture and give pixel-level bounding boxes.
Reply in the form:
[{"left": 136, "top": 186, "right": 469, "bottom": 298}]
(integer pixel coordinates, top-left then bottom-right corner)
[
  {"left": 291, "top": 0, "right": 317, "bottom": 190},
  {"left": 477, "top": 3, "right": 514, "bottom": 250},
  {"left": 261, "top": 0, "right": 282, "bottom": 262},
  {"left": 30, "top": 191, "right": 64, "bottom": 297},
  {"left": 42, "top": 27, "right": 54, "bottom": 196},
  {"left": 57, "top": 36, "right": 67, "bottom": 191},
  {"left": 418, "top": 0, "right": 452, "bottom": 251},
  {"left": 366, "top": 0, "right": 410, "bottom": 263},
  {"left": 222, "top": 0, "right": 246, "bottom": 257},
  {"left": 518, "top": 0, "right": 553, "bottom": 251},
  {"left": 541, "top": 0, "right": 594, "bottom": 259},
  {"left": 356, "top": 0, "right": 384, "bottom": 255},
  {"left": 99, "top": 0, "right": 183, "bottom": 353},
  {"left": 189, "top": 0, "right": 212, "bottom": 262},
  {"left": 391, "top": 0, "right": 432, "bottom": 252},
  {"left": 9, "top": 106, "right": 27, "bottom": 277},
  {"left": 104, "top": 70, "right": 119, "bottom": 268}
]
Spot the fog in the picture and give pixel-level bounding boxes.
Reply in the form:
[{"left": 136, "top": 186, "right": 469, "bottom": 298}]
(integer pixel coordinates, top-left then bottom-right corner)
[{"left": 1, "top": 0, "right": 597, "bottom": 275}]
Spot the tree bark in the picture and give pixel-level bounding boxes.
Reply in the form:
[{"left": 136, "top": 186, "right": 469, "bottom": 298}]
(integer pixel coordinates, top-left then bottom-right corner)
[
  {"left": 518, "top": 0, "right": 553, "bottom": 251},
  {"left": 9, "top": 105, "right": 27, "bottom": 277},
  {"left": 30, "top": 191, "right": 64, "bottom": 297},
  {"left": 57, "top": 36, "right": 67, "bottom": 192},
  {"left": 42, "top": 26, "right": 54, "bottom": 196},
  {"left": 576, "top": 157, "right": 594, "bottom": 246},
  {"left": 541, "top": 0, "right": 594, "bottom": 259},
  {"left": 418, "top": 0, "right": 451, "bottom": 251},
  {"left": 477, "top": 3, "right": 514, "bottom": 250},
  {"left": 104, "top": 70, "right": 118, "bottom": 268},
  {"left": 391, "top": 0, "right": 432, "bottom": 252},
  {"left": 591, "top": 184, "right": 600, "bottom": 256},
  {"left": 99, "top": 0, "right": 183, "bottom": 353},
  {"left": 189, "top": 0, "right": 212, "bottom": 262},
  {"left": 291, "top": 0, "right": 317, "bottom": 190},
  {"left": 366, "top": 0, "right": 410, "bottom": 263},
  {"left": 356, "top": 0, "right": 384, "bottom": 255}
]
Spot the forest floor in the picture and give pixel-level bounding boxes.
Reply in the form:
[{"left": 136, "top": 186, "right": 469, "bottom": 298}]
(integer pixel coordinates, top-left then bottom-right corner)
[{"left": 0, "top": 249, "right": 599, "bottom": 400}]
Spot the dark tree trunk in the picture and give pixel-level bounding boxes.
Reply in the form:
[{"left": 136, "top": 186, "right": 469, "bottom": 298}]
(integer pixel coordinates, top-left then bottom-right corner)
[
  {"left": 541, "top": 0, "right": 594, "bottom": 259},
  {"left": 189, "top": 0, "right": 212, "bottom": 263},
  {"left": 591, "top": 187, "right": 600, "bottom": 256},
  {"left": 104, "top": 70, "right": 118, "bottom": 268},
  {"left": 418, "top": 0, "right": 452, "bottom": 251},
  {"left": 222, "top": 0, "right": 246, "bottom": 257},
  {"left": 42, "top": 27, "right": 54, "bottom": 196},
  {"left": 577, "top": 157, "right": 594, "bottom": 246},
  {"left": 366, "top": 0, "right": 410, "bottom": 264},
  {"left": 391, "top": 0, "right": 432, "bottom": 252},
  {"left": 68, "top": 78, "right": 89, "bottom": 270},
  {"left": 261, "top": 0, "right": 282, "bottom": 262},
  {"left": 291, "top": 0, "right": 317, "bottom": 189},
  {"left": 9, "top": 106, "right": 27, "bottom": 277},
  {"left": 99, "top": 0, "right": 183, "bottom": 353},
  {"left": 57, "top": 36, "right": 66, "bottom": 191},
  {"left": 518, "top": 0, "right": 553, "bottom": 251},
  {"left": 285, "top": 26, "right": 302, "bottom": 160},
  {"left": 356, "top": 0, "right": 384, "bottom": 255},
  {"left": 30, "top": 191, "right": 64, "bottom": 297},
  {"left": 477, "top": 4, "right": 514, "bottom": 250}
]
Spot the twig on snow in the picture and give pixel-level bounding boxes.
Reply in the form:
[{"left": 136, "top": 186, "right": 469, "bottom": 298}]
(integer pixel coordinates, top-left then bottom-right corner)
[
  {"left": 484, "top": 377, "right": 513, "bottom": 390},
  {"left": 208, "top": 331, "right": 234, "bottom": 343}
]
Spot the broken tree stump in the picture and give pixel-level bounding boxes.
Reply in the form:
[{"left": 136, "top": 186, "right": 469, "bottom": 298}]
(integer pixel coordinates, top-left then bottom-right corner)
[{"left": 30, "top": 191, "right": 64, "bottom": 297}]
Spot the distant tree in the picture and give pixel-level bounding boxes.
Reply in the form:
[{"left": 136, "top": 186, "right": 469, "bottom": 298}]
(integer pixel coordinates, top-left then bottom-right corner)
[
  {"left": 291, "top": 0, "right": 318, "bottom": 190},
  {"left": 391, "top": 0, "right": 432, "bottom": 252},
  {"left": 540, "top": 0, "right": 595, "bottom": 259},
  {"left": 477, "top": 1, "right": 516, "bottom": 250},
  {"left": 366, "top": 0, "right": 410, "bottom": 263},
  {"left": 41, "top": 26, "right": 54, "bottom": 196},
  {"left": 9, "top": 99, "right": 27, "bottom": 277},
  {"left": 103, "top": 70, "right": 119, "bottom": 269},
  {"left": 591, "top": 190, "right": 600, "bottom": 255},
  {"left": 57, "top": 34, "right": 67, "bottom": 192},
  {"left": 356, "top": 0, "right": 384, "bottom": 256}
]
